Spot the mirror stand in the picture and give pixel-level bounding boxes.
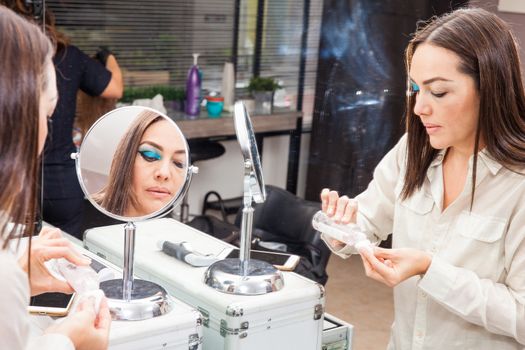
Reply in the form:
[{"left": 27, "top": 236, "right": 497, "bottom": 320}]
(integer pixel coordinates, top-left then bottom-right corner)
[
  {"left": 100, "top": 222, "right": 171, "bottom": 320},
  {"left": 74, "top": 106, "right": 194, "bottom": 321},
  {"left": 203, "top": 161, "right": 284, "bottom": 295}
]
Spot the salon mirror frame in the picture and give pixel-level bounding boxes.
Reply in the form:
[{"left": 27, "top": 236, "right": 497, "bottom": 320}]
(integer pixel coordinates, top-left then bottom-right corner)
[
  {"left": 233, "top": 102, "right": 266, "bottom": 204},
  {"left": 72, "top": 106, "right": 197, "bottom": 321},
  {"left": 73, "top": 105, "right": 195, "bottom": 222},
  {"left": 204, "top": 101, "right": 284, "bottom": 295}
]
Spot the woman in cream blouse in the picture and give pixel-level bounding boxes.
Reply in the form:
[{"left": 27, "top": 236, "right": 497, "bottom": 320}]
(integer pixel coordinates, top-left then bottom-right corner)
[{"left": 322, "top": 8, "right": 525, "bottom": 350}]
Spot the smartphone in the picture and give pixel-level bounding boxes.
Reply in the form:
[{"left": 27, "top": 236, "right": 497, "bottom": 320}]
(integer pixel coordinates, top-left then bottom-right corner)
[
  {"left": 28, "top": 292, "right": 75, "bottom": 317},
  {"left": 224, "top": 248, "right": 300, "bottom": 271}
]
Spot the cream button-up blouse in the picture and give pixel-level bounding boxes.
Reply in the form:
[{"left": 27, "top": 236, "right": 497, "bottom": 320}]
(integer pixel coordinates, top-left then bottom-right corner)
[
  {"left": 0, "top": 247, "right": 74, "bottom": 350},
  {"left": 325, "top": 134, "right": 525, "bottom": 350}
]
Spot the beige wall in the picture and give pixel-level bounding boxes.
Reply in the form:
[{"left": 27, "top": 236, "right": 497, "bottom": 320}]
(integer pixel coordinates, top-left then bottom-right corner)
[{"left": 473, "top": 0, "right": 525, "bottom": 76}]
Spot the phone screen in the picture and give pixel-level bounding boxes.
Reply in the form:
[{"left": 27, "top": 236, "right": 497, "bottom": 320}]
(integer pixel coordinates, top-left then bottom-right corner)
[
  {"left": 225, "top": 249, "right": 294, "bottom": 266},
  {"left": 30, "top": 292, "right": 74, "bottom": 308}
]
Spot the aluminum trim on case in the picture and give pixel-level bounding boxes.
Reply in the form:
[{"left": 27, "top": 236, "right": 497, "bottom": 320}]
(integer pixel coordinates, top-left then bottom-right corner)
[
  {"left": 323, "top": 313, "right": 354, "bottom": 350},
  {"left": 220, "top": 319, "right": 228, "bottom": 337},
  {"left": 316, "top": 283, "right": 326, "bottom": 298},
  {"left": 322, "top": 339, "right": 348, "bottom": 350},
  {"left": 198, "top": 307, "right": 210, "bottom": 327},
  {"left": 226, "top": 305, "right": 244, "bottom": 317},
  {"left": 314, "top": 304, "right": 324, "bottom": 320},
  {"left": 220, "top": 319, "right": 250, "bottom": 338},
  {"left": 188, "top": 333, "right": 202, "bottom": 350},
  {"left": 95, "top": 251, "right": 107, "bottom": 260}
]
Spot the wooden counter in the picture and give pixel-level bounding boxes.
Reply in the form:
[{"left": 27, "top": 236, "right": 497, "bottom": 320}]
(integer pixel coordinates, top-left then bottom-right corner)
[{"left": 174, "top": 111, "right": 302, "bottom": 139}]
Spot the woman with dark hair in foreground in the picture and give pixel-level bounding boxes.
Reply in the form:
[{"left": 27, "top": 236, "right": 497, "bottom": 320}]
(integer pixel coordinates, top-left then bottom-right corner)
[{"left": 0, "top": 6, "right": 110, "bottom": 349}]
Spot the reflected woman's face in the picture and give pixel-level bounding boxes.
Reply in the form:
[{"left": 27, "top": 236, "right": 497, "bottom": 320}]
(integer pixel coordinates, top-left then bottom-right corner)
[{"left": 127, "top": 119, "right": 186, "bottom": 216}]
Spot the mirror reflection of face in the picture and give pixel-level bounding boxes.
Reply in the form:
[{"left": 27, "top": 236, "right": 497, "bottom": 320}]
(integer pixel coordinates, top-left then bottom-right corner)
[{"left": 127, "top": 119, "right": 186, "bottom": 217}]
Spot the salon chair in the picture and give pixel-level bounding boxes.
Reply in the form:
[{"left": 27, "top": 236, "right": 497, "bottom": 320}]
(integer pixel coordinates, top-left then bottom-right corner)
[
  {"left": 189, "top": 185, "right": 331, "bottom": 284},
  {"left": 180, "top": 139, "right": 225, "bottom": 222},
  {"left": 202, "top": 191, "right": 242, "bottom": 222}
]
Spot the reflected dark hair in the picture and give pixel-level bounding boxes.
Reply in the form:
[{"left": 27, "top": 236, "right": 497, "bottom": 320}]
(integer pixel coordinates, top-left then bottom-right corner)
[
  {"left": 95, "top": 110, "right": 163, "bottom": 216},
  {"left": 0, "top": 5, "right": 53, "bottom": 247},
  {"left": 402, "top": 8, "right": 525, "bottom": 205},
  {"left": 0, "top": 0, "right": 69, "bottom": 50}
]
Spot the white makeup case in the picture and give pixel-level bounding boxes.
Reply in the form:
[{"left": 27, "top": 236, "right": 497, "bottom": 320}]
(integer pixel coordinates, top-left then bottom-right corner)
[
  {"left": 322, "top": 313, "right": 354, "bottom": 350},
  {"left": 108, "top": 296, "right": 203, "bottom": 350},
  {"left": 30, "top": 242, "right": 203, "bottom": 350},
  {"left": 84, "top": 218, "right": 328, "bottom": 350}
]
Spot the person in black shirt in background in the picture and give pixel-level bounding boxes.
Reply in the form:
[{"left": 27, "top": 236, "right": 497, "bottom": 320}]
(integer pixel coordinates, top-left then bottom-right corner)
[{"left": 1, "top": 1, "right": 123, "bottom": 239}]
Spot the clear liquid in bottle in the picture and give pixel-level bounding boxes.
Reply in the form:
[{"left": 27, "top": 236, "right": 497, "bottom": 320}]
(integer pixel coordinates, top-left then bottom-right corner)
[{"left": 312, "top": 211, "right": 373, "bottom": 252}]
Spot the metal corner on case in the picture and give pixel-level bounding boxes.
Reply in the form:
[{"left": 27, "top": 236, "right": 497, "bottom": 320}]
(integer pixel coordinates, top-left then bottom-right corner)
[
  {"left": 226, "top": 305, "right": 244, "bottom": 317},
  {"left": 220, "top": 319, "right": 250, "bottom": 338},
  {"left": 188, "top": 333, "right": 202, "bottom": 350},
  {"left": 314, "top": 304, "right": 324, "bottom": 320},
  {"left": 197, "top": 307, "right": 210, "bottom": 327}
]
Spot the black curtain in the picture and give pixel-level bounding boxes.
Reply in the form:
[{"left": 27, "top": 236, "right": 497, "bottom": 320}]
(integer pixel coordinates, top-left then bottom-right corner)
[{"left": 305, "top": 0, "right": 468, "bottom": 200}]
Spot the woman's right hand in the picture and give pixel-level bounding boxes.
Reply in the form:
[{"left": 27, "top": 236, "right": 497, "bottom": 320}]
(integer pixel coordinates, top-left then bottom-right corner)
[
  {"left": 320, "top": 188, "right": 358, "bottom": 250},
  {"left": 18, "top": 227, "right": 91, "bottom": 296},
  {"left": 45, "top": 296, "right": 111, "bottom": 350}
]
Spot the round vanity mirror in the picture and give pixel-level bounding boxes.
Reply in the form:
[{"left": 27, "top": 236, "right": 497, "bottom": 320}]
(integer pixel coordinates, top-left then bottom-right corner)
[
  {"left": 76, "top": 106, "right": 191, "bottom": 221},
  {"left": 73, "top": 105, "right": 196, "bottom": 320}
]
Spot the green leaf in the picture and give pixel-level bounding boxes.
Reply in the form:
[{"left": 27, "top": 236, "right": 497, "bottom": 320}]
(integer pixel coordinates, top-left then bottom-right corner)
[{"left": 248, "top": 77, "right": 280, "bottom": 92}]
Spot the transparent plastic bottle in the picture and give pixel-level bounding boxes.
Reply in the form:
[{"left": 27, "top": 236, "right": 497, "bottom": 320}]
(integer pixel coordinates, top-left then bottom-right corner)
[
  {"left": 55, "top": 258, "right": 100, "bottom": 293},
  {"left": 312, "top": 211, "right": 373, "bottom": 252},
  {"left": 43, "top": 258, "right": 105, "bottom": 313}
]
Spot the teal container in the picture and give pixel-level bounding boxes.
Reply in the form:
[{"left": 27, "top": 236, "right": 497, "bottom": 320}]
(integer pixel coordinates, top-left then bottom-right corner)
[{"left": 206, "top": 96, "right": 224, "bottom": 118}]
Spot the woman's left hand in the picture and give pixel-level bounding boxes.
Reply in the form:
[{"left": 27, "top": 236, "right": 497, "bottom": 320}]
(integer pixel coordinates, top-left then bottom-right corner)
[
  {"left": 18, "top": 227, "right": 91, "bottom": 296},
  {"left": 359, "top": 246, "right": 432, "bottom": 287}
]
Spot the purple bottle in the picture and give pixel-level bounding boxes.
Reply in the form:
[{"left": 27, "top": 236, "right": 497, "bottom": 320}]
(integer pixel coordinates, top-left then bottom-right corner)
[{"left": 185, "top": 53, "right": 201, "bottom": 116}]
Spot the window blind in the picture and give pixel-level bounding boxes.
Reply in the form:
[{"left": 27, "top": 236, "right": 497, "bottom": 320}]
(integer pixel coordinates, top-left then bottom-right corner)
[{"left": 46, "top": 0, "right": 321, "bottom": 116}]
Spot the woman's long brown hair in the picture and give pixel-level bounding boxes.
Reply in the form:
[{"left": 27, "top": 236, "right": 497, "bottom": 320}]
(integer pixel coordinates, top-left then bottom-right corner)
[
  {"left": 0, "top": 6, "right": 53, "bottom": 249},
  {"left": 402, "top": 8, "right": 525, "bottom": 207}
]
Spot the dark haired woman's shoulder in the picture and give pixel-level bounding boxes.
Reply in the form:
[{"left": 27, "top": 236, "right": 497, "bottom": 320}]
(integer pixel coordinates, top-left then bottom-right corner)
[
  {"left": 481, "top": 150, "right": 525, "bottom": 177},
  {"left": 504, "top": 165, "right": 525, "bottom": 178},
  {"left": 56, "top": 45, "right": 102, "bottom": 64},
  {"left": 55, "top": 45, "right": 89, "bottom": 60},
  {"left": 371, "top": 133, "right": 408, "bottom": 179},
  {"left": 393, "top": 133, "right": 409, "bottom": 163},
  {"left": 398, "top": 133, "right": 408, "bottom": 146},
  {"left": 53, "top": 44, "right": 80, "bottom": 64}
]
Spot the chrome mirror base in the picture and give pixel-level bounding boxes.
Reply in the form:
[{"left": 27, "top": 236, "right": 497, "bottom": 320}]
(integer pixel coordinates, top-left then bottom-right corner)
[
  {"left": 101, "top": 279, "right": 171, "bottom": 321},
  {"left": 204, "top": 258, "right": 284, "bottom": 295}
]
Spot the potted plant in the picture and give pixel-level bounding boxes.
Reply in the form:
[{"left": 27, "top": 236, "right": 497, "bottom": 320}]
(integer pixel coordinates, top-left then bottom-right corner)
[{"left": 248, "top": 77, "right": 280, "bottom": 115}]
